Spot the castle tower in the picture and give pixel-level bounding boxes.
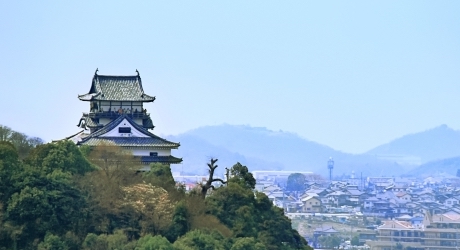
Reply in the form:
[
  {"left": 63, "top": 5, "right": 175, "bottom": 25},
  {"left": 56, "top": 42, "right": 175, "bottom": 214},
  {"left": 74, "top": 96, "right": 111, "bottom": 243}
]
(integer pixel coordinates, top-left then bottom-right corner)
[{"left": 73, "top": 69, "right": 182, "bottom": 166}]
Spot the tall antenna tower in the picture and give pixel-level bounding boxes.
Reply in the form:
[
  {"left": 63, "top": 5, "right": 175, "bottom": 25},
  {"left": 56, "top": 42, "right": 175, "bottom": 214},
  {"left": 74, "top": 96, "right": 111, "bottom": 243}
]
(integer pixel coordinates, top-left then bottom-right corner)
[{"left": 328, "top": 157, "right": 334, "bottom": 181}]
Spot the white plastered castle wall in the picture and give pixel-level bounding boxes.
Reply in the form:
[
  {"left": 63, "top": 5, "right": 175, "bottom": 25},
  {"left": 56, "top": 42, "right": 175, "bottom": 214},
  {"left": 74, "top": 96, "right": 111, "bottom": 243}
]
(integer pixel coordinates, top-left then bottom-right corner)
[
  {"left": 131, "top": 149, "right": 171, "bottom": 156},
  {"left": 99, "top": 118, "right": 149, "bottom": 138}
]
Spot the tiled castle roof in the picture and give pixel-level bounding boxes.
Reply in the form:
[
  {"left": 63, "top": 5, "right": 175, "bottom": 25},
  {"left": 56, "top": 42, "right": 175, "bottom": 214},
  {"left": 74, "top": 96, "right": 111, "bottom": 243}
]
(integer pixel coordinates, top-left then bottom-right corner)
[
  {"left": 77, "top": 114, "right": 180, "bottom": 149},
  {"left": 78, "top": 73, "right": 155, "bottom": 102},
  {"left": 77, "top": 113, "right": 102, "bottom": 129}
]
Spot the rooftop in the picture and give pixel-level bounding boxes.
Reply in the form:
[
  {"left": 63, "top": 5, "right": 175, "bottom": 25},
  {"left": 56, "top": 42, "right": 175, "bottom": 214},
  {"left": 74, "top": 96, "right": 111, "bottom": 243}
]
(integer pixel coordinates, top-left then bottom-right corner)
[
  {"left": 78, "top": 71, "right": 155, "bottom": 102},
  {"left": 77, "top": 114, "right": 180, "bottom": 149}
]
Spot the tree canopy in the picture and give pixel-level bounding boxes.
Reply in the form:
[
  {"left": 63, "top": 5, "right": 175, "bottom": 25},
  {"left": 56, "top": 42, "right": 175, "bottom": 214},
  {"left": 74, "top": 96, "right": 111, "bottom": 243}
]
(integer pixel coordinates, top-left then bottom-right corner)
[
  {"left": 286, "top": 173, "right": 306, "bottom": 192},
  {"left": 206, "top": 163, "right": 310, "bottom": 249},
  {"left": 0, "top": 125, "right": 44, "bottom": 159},
  {"left": 228, "top": 162, "right": 256, "bottom": 190},
  {"left": 0, "top": 128, "right": 312, "bottom": 250}
]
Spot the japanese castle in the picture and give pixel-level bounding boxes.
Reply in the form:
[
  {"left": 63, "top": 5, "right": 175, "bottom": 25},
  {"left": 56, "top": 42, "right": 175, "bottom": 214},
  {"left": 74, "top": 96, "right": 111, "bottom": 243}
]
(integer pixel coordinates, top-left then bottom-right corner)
[{"left": 72, "top": 69, "right": 182, "bottom": 166}]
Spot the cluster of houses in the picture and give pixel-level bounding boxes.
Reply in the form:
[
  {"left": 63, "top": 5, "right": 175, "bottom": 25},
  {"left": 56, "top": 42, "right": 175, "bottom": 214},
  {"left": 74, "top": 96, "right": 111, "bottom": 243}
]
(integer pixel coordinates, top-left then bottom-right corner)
[
  {"left": 168, "top": 168, "right": 460, "bottom": 249},
  {"left": 169, "top": 169, "right": 460, "bottom": 249},
  {"left": 256, "top": 174, "right": 460, "bottom": 216},
  {"left": 255, "top": 172, "right": 460, "bottom": 249}
]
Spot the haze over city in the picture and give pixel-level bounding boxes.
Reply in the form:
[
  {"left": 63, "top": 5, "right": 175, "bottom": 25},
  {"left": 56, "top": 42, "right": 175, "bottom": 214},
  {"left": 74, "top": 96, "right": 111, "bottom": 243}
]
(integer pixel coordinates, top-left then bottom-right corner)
[{"left": 1, "top": 1, "right": 459, "bottom": 154}]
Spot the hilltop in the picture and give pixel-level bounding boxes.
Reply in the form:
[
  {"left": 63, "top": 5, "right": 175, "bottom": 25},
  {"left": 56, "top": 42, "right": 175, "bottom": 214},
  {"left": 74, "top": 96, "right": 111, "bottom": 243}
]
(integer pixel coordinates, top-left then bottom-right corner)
[
  {"left": 406, "top": 156, "right": 460, "bottom": 177},
  {"left": 167, "top": 124, "right": 404, "bottom": 176},
  {"left": 366, "top": 124, "right": 460, "bottom": 164}
]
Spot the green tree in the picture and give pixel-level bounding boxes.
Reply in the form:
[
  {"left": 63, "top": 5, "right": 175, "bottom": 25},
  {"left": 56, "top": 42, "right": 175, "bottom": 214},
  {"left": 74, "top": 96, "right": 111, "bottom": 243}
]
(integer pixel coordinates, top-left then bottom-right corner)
[
  {"left": 286, "top": 173, "right": 306, "bottom": 192},
  {"left": 81, "top": 233, "right": 97, "bottom": 249},
  {"left": 144, "top": 163, "right": 176, "bottom": 188},
  {"left": 6, "top": 168, "right": 89, "bottom": 247},
  {"left": 80, "top": 144, "right": 141, "bottom": 233},
  {"left": 166, "top": 201, "right": 190, "bottom": 241},
  {"left": 173, "top": 229, "right": 226, "bottom": 250},
  {"left": 136, "top": 235, "right": 174, "bottom": 250},
  {"left": 106, "top": 230, "right": 129, "bottom": 250},
  {"left": 37, "top": 233, "right": 68, "bottom": 250},
  {"left": 9, "top": 132, "right": 31, "bottom": 158},
  {"left": 25, "top": 141, "right": 94, "bottom": 175},
  {"left": 231, "top": 237, "right": 266, "bottom": 250},
  {"left": 82, "top": 233, "right": 107, "bottom": 250},
  {"left": 0, "top": 125, "right": 44, "bottom": 159},
  {"left": 181, "top": 191, "right": 232, "bottom": 238},
  {"left": 206, "top": 182, "right": 256, "bottom": 236},
  {"left": 0, "top": 141, "right": 92, "bottom": 249},
  {"left": 207, "top": 181, "right": 309, "bottom": 249},
  {"left": 143, "top": 163, "right": 185, "bottom": 201},
  {"left": 78, "top": 145, "right": 92, "bottom": 158},
  {"left": 229, "top": 162, "right": 256, "bottom": 190},
  {"left": 0, "top": 125, "right": 12, "bottom": 141},
  {"left": 0, "top": 141, "right": 19, "bottom": 163},
  {"left": 0, "top": 141, "right": 21, "bottom": 204},
  {"left": 62, "top": 231, "right": 81, "bottom": 250}
]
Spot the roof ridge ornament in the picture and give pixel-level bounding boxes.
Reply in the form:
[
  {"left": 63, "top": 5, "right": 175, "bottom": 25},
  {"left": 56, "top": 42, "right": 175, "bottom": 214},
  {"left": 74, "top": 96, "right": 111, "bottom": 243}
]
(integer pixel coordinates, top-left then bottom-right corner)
[
  {"left": 95, "top": 68, "right": 99, "bottom": 75},
  {"left": 136, "top": 69, "right": 139, "bottom": 76}
]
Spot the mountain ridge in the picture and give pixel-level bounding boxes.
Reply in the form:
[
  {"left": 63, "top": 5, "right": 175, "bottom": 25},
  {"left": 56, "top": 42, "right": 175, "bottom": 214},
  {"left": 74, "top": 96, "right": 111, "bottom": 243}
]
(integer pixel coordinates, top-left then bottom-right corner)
[
  {"left": 166, "top": 124, "right": 409, "bottom": 176},
  {"left": 366, "top": 124, "right": 460, "bottom": 164},
  {"left": 406, "top": 156, "right": 460, "bottom": 177}
]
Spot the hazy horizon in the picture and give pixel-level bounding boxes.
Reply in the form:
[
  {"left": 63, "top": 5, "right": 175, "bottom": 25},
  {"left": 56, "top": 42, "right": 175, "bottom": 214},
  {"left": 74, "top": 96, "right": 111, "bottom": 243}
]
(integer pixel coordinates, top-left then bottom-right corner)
[
  {"left": 2, "top": 120, "right": 457, "bottom": 156},
  {"left": 161, "top": 122, "right": 459, "bottom": 155}
]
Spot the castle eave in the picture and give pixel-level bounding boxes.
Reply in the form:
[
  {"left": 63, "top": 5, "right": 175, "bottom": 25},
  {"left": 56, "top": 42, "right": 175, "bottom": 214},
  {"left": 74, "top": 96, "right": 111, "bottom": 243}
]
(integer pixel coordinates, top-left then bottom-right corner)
[
  {"left": 77, "top": 137, "right": 179, "bottom": 148},
  {"left": 140, "top": 155, "right": 182, "bottom": 164}
]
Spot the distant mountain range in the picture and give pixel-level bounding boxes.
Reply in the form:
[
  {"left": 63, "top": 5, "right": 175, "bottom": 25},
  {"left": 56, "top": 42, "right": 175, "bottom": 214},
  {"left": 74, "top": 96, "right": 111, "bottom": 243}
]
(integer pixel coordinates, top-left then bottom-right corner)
[
  {"left": 165, "top": 124, "right": 460, "bottom": 177},
  {"left": 166, "top": 124, "right": 412, "bottom": 177},
  {"left": 366, "top": 124, "right": 460, "bottom": 164},
  {"left": 405, "top": 156, "right": 460, "bottom": 177}
]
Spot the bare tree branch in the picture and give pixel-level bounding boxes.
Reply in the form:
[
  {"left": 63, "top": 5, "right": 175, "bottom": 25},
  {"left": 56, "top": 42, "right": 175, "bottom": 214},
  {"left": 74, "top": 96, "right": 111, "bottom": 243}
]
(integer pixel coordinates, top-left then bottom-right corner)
[
  {"left": 211, "top": 178, "right": 226, "bottom": 184},
  {"left": 201, "top": 158, "right": 226, "bottom": 198}
]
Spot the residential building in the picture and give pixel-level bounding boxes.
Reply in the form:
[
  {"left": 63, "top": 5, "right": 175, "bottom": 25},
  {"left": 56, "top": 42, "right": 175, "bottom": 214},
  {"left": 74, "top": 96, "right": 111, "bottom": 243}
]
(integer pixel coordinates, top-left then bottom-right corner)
[
  {"left": 367, "top": 211, "right": 460, "bottom": 250},
  {"left": 301, "top": 195, "right": 322, "bottom": 213}
]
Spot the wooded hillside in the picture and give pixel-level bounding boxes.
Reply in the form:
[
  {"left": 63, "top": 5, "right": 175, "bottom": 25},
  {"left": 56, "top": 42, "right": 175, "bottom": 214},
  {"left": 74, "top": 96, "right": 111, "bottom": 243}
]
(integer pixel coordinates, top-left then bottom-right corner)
[{"left": 0, "top": 134, "right": 312, "bottom": 249}]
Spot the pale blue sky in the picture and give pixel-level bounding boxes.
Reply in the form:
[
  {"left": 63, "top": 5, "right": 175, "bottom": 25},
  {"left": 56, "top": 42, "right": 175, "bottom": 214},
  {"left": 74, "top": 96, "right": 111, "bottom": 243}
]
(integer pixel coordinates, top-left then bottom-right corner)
[{"left": 1, "top": 1, "right": 459, "bottom": 154}]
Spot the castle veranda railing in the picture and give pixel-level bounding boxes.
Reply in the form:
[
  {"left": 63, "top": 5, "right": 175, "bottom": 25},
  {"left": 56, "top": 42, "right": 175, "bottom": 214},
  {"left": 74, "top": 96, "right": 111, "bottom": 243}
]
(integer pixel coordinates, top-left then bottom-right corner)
[{"left": 87, "top": 111, "right": 149, "bottom": 119}]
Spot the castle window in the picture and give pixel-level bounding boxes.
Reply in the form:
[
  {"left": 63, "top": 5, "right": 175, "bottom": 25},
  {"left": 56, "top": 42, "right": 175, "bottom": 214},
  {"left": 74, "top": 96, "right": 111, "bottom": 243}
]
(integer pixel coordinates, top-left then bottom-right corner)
[
  {"left": 150, "top": 152, "right": 158, "bottom": 157},
  {"left": 119, "top": 127, "right": 131, "bottom": 133}
]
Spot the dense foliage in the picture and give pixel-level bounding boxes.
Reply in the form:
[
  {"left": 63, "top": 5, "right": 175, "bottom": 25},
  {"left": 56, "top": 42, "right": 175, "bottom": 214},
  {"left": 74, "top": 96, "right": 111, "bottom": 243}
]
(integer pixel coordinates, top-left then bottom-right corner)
[
  {"left": 286, "top": 173, "right": 306, "bottom": 192},
  {"left": 0, "top": 125, "right": 44, "bottom": 159},
  {"left": 0, "top": 138, "right": 312, "bottom": 249}
]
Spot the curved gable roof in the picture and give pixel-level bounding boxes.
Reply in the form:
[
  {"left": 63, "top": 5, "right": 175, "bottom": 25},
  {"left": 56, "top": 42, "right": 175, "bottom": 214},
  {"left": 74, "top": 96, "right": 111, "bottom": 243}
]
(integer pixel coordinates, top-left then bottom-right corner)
[
  {"left": 78, "top": 73, "right": 155, "bottom": 102},
  {"left": 77, "top": 114, "right": 180, "bottom": 149}
]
